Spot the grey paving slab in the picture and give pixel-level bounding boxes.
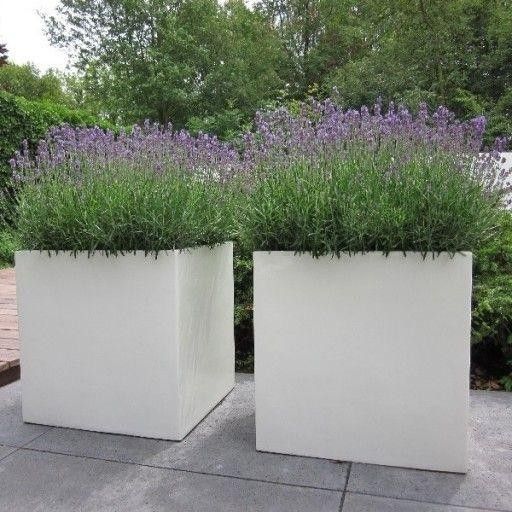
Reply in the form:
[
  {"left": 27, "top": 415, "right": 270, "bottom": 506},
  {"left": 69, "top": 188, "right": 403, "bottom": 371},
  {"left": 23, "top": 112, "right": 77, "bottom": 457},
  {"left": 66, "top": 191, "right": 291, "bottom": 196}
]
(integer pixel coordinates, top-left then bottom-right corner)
[
  {"left": 342, "top": 493, "right": 495, "bottom": 512},
  {"left": 0, "top": 379, "right": 51, "bottom": 446},
  {"left": 347, "top": 391, "right": 512, "bottom": 511},
  {"left": 0, "top": 449, "right": 342, "bottom": 512},
  {"left": 26, "top": 428, "right": 176, "bottom": 465},
  {"left": 28, "top": 373, "right": 349, "bottom": 490},
  {"left": 0, "top": 444, "right": 17, "bottom": 460}
]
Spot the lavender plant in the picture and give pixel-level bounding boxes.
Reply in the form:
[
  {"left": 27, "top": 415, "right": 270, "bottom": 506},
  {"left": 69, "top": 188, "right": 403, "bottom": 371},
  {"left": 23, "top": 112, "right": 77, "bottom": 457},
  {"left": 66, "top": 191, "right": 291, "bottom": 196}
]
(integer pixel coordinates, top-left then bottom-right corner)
[
  {"left": 12, "top": 122, "right": 242, "bottom": 181},
  {"left": 13, "top": 123, "right": 239, "bottom": 253},
  {"left": 11, "top": 100, "right": 510, "bottom": 255},
  {"left": 240, "top": 100, "right": 510, "bottom": 256}
]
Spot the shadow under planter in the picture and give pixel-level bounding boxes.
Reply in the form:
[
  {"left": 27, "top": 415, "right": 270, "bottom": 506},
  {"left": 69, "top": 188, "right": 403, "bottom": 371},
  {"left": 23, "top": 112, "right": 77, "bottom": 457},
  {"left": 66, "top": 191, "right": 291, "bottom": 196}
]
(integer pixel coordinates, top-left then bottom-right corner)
[
  {"left": 254, "top": 251, "right": 472, "bottom": 473},
  {"left": 15, "top": 243, "right": 234, "bottom": 440}
]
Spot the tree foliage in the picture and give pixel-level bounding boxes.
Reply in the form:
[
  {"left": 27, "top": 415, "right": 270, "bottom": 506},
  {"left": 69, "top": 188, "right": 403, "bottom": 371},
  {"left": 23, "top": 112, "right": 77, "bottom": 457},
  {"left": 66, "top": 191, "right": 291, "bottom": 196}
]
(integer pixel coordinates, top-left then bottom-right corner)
[
  {"left": 43, "top": 0, "right": 512, "bottom": 139},
  {"left": 0, "top": 44, "right": 7, "bottom": 67},
  {"left": 258, "top": 0, "right": 512, "bottom": 139},
  {"left": 0, "top": 63, "right": 73, "bottom": 105},
  {"left": 45, "top": 0, "right": 286, "bottom": 133}
]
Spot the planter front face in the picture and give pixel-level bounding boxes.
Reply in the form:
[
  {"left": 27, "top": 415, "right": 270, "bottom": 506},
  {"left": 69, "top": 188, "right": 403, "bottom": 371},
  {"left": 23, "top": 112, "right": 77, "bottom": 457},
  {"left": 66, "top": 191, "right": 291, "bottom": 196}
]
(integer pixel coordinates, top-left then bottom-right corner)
[
  {"left": 254, "top": 251, "right": 471, "bottom": 473},
  {"left": 16, "top": 243, "right": 234, "bottom": 440}
]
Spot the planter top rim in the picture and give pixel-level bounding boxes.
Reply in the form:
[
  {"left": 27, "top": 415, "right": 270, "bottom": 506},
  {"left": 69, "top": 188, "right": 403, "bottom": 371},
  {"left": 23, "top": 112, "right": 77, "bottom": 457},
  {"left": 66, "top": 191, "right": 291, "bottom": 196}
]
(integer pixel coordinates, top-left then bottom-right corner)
[
  {"left": 253, "top": 250, "right": 472, "bottom": 257},
  {"left": 15, "top": 242, "right": 233, "bottom": 256}
]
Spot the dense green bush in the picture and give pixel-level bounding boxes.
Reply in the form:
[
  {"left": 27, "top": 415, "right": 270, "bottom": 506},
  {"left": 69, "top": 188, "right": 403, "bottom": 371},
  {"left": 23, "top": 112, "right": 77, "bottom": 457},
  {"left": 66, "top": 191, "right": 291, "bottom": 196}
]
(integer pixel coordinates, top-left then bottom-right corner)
[
  {"left": 472, "top": 211, "right": 512, "bottom": 390},
  {"left": 0, "top": 229, "right": 18, "bottom": 268},
  {"left": 0, "top": 91, "right": 113, "bottom": 187},
  {"left": 234, "top": 247, "right": 254, "bottom": 371}
]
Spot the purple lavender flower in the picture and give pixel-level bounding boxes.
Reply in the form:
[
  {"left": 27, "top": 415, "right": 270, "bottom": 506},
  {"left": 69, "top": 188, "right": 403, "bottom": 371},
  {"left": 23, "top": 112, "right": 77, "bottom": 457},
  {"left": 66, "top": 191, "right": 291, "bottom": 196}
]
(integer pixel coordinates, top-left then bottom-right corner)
[{"left": 10, "top": 99, "right": 511, "bottom": 201}]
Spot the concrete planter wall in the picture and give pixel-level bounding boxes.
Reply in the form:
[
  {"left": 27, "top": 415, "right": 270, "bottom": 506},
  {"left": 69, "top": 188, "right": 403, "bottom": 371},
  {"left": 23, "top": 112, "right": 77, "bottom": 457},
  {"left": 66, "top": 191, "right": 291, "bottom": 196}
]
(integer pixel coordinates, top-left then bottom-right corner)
[
  {"left": 254, "top": 251, "right": 472, "bottom": 473},
  {"left": 16, "top": 243, "right": 234, "bottom": 440}
]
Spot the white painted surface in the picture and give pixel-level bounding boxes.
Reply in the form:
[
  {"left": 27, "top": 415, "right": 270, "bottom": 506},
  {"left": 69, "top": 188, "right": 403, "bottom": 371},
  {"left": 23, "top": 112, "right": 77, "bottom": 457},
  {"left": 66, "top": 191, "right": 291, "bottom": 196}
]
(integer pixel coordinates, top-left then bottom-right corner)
[
  {"left": 500, "top": 152, "right": 512, "bottom": 177},
  {"left": 16, "top": 243, "right": 234, "bottom": 440},
  {"left": 254, "top": 251, "right": 472, "bottom": 473}
]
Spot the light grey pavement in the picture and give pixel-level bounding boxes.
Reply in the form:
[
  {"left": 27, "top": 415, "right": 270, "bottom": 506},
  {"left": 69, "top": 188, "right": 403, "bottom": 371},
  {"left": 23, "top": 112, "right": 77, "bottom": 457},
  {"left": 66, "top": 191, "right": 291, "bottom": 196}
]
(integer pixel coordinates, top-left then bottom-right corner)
[{"left": 0, "top": 373, "right": 510, "bottom": 512}]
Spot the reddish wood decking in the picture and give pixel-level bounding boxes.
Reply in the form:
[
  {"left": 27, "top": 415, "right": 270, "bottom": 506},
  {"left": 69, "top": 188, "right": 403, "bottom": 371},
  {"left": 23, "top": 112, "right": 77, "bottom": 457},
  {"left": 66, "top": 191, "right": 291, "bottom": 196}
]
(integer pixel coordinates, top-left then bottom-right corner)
[{"left": 0, "top": 268, "right": 20, "bottom": 386}]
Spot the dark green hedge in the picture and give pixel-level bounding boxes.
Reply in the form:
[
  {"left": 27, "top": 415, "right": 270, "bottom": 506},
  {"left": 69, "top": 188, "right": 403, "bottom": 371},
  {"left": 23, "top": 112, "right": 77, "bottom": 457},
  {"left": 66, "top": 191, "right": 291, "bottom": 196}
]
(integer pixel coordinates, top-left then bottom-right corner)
[
  {"left": 0, "top": 91, "right": 116, "bottom": 224},
  {"left": 0, "top": 91, "right": 114, "bottom": 187},
  {"left": 472, "top": 211, "right": 512, "bottom": 390}
]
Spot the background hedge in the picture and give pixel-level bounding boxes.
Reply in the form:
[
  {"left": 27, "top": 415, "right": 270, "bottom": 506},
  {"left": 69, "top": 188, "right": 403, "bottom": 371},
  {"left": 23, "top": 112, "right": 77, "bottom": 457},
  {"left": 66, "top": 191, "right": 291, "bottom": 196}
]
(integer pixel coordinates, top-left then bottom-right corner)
[
  {"left": 0, "top": 91, "right": 114, "bottom": 188},
  {"left": 0, "top": 91, "right": 115, "bottom": 228}
]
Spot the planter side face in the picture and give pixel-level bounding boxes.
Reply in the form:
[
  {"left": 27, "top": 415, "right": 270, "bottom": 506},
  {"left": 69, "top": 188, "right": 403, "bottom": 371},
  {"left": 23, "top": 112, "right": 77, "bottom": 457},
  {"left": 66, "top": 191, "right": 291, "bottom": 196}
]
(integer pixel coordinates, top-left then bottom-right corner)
[
  {"left": 254, "top": 252, "right": 471, "bottom": 473},
  {"left": 176, "top": 242, "right": 235, "bottom": 437},
  {"left": 16, "top": 244, "right": 234, "bottom": 440}
]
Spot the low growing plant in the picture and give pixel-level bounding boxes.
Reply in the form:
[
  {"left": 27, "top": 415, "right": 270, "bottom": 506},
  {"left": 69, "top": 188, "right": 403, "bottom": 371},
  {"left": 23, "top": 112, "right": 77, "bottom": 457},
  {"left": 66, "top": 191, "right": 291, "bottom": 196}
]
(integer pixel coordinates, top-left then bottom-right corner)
[
  {"left": 240, "top": 101, "right": 509, "bottom": 255},
  {"left": 472, "top": 211, "right": 512, "bottom": 389},
  {"left": 0, "top": 229, "right": 18, "bottom": 267},
  {"left": 13, "top": 124, "right": 236, "bottom": 253}
]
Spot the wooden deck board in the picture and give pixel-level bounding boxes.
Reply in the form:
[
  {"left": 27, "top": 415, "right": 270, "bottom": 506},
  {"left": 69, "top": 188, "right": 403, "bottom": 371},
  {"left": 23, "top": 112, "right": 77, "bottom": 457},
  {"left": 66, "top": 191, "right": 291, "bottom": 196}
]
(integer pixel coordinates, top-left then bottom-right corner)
[{"left": 0, "top": 268, "right": 19, "bottom": 386}]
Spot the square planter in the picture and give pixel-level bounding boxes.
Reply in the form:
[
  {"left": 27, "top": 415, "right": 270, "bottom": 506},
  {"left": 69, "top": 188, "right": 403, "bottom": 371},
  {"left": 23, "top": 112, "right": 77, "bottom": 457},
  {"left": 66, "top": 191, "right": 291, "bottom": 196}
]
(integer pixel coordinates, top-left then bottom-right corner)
[
  {"left": 254, "top": 251, "right": 472, "bottom": 473},
  {"left": 16, "top": 242, "right": 234, "bottom": 440}
]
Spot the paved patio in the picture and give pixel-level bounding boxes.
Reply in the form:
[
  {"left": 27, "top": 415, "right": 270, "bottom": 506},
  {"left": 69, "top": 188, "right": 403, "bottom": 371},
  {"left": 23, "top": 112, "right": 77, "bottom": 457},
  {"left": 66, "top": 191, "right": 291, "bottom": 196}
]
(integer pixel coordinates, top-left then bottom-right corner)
[{"left": 0, "top": 374, "right": 511, "bottom": 511}]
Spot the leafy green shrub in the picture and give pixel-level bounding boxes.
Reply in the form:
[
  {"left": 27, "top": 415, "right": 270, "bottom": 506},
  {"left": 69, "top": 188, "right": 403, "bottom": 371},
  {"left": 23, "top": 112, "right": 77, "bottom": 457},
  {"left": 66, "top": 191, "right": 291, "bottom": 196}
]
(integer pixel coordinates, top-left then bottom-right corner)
[
  {"left": 472, "top": 211, "right": 512, "bottom": 389},
  {"left": 234, "top": 246, "right": 254, "bottom": 371},
  {"left": 0, "top": 229, "right": 18, "bottom": 268},
  {"left": 187, "top": 109, "right": 249, "bottom": 140},
  {"left": 0, "top": 91, "right": 114, "bottom": 187}
]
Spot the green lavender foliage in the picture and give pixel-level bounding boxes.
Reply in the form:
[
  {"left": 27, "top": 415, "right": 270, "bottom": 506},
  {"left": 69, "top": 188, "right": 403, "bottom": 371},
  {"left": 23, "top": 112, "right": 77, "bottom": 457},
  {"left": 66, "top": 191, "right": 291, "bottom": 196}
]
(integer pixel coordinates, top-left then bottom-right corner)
[
  {"left": 240, "top": 151, "right": 501, "bottom": 256},
  {"left": 16, "top": 168, "right": 234, "bottom": 253}
]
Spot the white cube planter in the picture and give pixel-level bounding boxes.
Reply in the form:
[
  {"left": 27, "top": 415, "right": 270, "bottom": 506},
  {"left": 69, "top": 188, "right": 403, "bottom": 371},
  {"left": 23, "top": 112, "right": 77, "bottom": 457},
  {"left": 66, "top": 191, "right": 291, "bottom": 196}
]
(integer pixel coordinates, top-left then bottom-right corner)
[
  {"left": 15, "top": 243, "right": 234, "bottom": 440},
  {"left": 254, "top": 251, "right": 471, "bottom": 473}
]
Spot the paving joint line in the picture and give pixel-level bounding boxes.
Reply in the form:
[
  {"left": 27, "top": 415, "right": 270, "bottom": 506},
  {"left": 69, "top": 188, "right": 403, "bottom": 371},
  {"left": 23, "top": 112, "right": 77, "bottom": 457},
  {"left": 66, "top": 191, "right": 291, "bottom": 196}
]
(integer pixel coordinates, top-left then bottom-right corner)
[
  {"left": 338, "top": 461, "right": 352, "bottom": 511},
  {"left": 2, "top": 442, "right": 511, "bottom": 512},
  {"left": 15, "top": 445, "right": 346, "bottom": 494},
  {"left": 0, "top": 445, "right": 17, "bottom": 462},
  {"left": 1, "top": 426, "right": 55, "bottom": 450},
  {"left": 345, "top": 489, "right": 512, "bottom": 512},
  {"left": 0, "top": 427, "right": 54, "bottom": 462},
  {"left": 13, "top": 444, "right": 510, "bottom": 512}
]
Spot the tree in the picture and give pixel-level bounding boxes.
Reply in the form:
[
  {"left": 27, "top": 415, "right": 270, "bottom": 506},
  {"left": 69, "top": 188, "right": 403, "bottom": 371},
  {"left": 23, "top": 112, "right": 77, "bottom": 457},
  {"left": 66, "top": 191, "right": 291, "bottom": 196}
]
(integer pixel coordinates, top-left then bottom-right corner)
[
  {"left": 0, "top": 63, "right": 72, "bottom": 105},
  {"left": 256, "top": 0, "right": 372, "bottom": 97},
  {"left": 45, "top": 0, "right": 286, "bottom": 131},
  {"left": 319, "top": 0, "right": 511, "bottom": 134},
  {"left": 196, "top": 1, "right": 286, "bottom": 125},
  {"left": 44, "top": 0, "right": 512, "bottom": 138},
  {"left": 256, "top": 0, "right": 323, "bottom": 95},
  {"left": 0, "top": 44, "right": 7, "bottom": 67}
]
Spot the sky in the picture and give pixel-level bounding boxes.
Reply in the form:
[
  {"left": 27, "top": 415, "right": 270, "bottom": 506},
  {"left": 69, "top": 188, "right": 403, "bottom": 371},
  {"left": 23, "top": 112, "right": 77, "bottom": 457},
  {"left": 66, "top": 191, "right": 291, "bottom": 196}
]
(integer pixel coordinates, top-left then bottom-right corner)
[{"left": 0, "top": 0, "right": 70, "bottom": 72}]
